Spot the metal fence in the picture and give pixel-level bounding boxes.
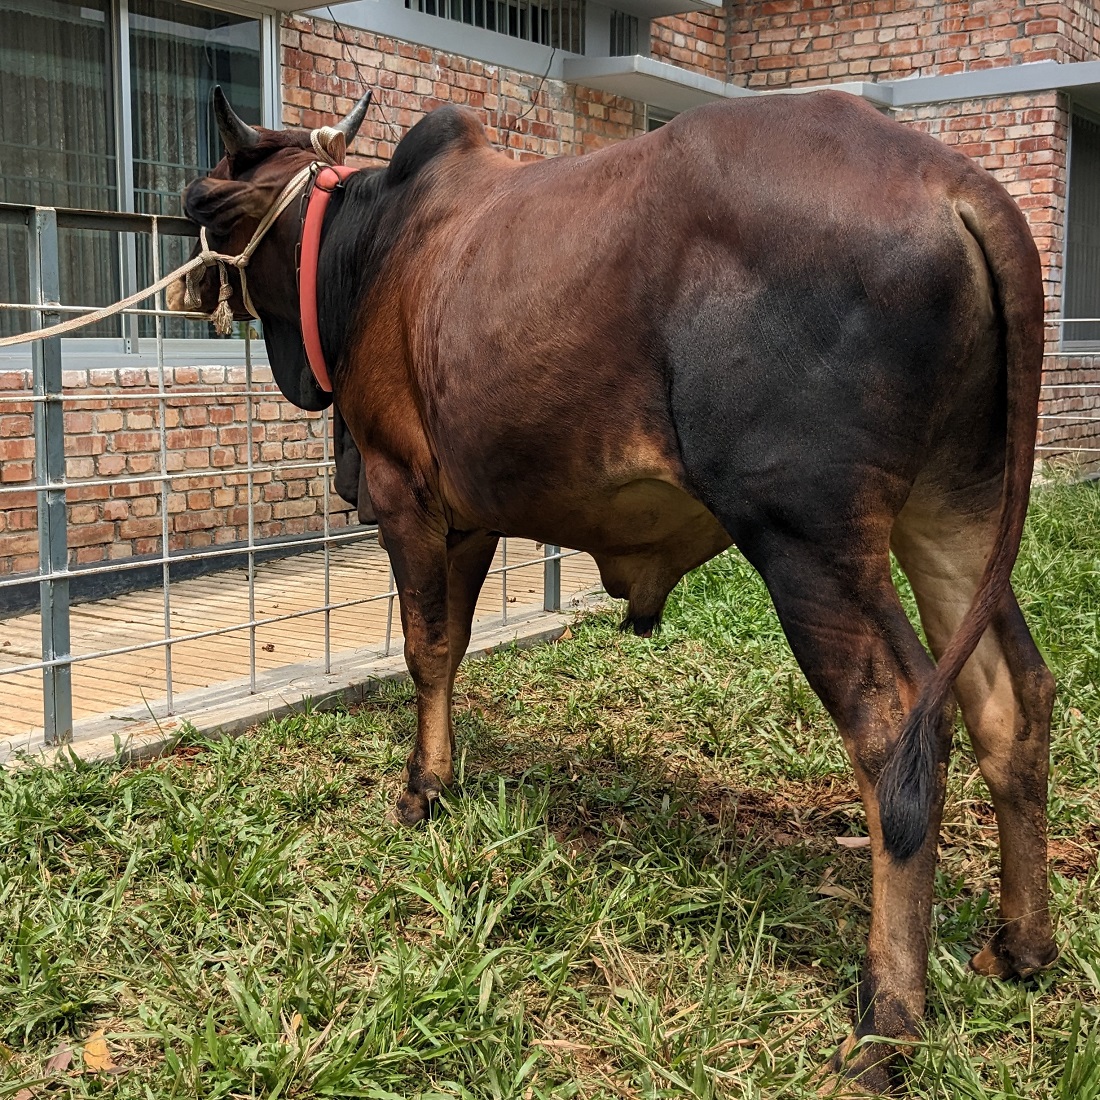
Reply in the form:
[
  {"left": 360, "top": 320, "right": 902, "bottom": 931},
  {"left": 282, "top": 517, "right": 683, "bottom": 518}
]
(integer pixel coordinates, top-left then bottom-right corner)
[
  {"left": 0, "top": 203, "right": 585, "bottom": 751},
  {"left": 1, "top": 202, "right": 1097, "bottom": 754}
]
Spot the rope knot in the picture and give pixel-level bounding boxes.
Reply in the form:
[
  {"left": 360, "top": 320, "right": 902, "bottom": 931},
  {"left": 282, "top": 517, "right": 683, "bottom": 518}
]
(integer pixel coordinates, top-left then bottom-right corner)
[
  {"left": 311, "top": 126, "right": 346, "bottom": 165},
  {"left": 211, "top": 263, "right": 236, "bottom": 336}
]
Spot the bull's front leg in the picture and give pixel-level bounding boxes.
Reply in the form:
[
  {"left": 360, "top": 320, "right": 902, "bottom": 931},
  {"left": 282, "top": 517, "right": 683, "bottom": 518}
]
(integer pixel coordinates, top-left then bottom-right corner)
[
  {"left": 394, "top": 557, "right": 453, "bottom": 822},
  {"left": 367, "top": 477, "right": 454, "bottom": 824},
  {"left": 374, "top": 480, "right": 499, "bottom": 823},
  {"left": 396, "top": 525, "right": 499, "bottom": 827}
]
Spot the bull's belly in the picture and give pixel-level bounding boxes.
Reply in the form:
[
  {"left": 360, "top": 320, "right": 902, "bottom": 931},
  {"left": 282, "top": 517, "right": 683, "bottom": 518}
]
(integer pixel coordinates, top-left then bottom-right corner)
[{"left": 495, "top": 477, "right": 733, "bottom": 621}]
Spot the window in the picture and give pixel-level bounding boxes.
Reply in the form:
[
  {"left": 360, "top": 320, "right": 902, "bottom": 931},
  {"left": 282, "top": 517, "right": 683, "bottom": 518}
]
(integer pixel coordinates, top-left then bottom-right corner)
[
  {"left": 131, "top": 1, "right": 263, "bottom": 337},
  {"left": 405, "top": 0, "right": 585, "bottom": 54},
  {"left": 0, "top": 0, "right": 267, "bottom": 342},
  {"left": 1, "top": 0, "right": 117, "bottom": 337},
  {"left": 1065, "top": 112, "right": 1100, "bottom": 346},
  {"left": 609, "top": 11, "right": 639, "bottom": 57},
  {"left": 645, "top": 106, "right": 676, "bottom": 131}
]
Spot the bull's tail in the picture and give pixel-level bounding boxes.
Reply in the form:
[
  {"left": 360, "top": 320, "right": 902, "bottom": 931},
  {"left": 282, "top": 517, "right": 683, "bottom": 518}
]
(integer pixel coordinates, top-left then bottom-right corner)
[{"left": 876, "top": 189, "right": 1046, "bottom": 862}]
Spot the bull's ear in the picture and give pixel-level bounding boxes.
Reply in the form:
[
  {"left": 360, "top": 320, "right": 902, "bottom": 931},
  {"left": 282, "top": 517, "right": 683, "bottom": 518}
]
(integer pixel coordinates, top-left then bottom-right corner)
[{"left": 183, "top": 177, "right": 268, "bottom": 237}]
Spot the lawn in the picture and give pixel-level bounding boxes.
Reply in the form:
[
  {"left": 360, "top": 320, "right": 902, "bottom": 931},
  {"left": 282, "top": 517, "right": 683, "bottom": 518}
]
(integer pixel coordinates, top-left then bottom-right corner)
[{"left": 1, "top": 481, "right": 1099, "bottom": 1099}]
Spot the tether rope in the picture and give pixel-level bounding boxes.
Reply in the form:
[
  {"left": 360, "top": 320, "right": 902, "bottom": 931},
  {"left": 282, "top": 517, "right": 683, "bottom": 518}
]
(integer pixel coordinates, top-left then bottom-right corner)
[{"left": 0, "top": 253, "right": 218, "bottom": 348}]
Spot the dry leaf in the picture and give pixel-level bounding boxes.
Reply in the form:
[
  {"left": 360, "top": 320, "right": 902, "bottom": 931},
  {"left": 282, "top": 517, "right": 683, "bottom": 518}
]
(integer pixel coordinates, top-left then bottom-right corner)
[
  {"left": 558, "top": 627, "right": 573, "bottom": 642},
  {"left": 817, "top": 884, "right": 868, "bottom": 909},
  {"left": 282, "top": 1012, "right": 303, "bottom": 1044},
  {"left": 531, "top": 1038, "right": 593, "bottom": 1051},
  {"left": 14, "top": 1089, "right": 34, "bottom": 1100},
  {"left": 44, "top": 1042, "right": 73, "bottom": 1074},
  {"left": 83, "top": 1030, "right": 116, "bottom": 1073},
  {"left": 835, "top": 835, "right": 871, "bottom": 849}
]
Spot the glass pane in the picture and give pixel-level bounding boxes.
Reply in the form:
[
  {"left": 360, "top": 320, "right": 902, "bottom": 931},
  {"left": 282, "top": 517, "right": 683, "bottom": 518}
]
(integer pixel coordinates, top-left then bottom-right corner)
[
  {"left": 130, "top": 0, "right": 261, "bottom": 339},
  {"left": 0, "top": 0, "right": 118, "bottom": 337},
  {"left": 1065, "top": 115, "right": 1100, "bottom": 346}
]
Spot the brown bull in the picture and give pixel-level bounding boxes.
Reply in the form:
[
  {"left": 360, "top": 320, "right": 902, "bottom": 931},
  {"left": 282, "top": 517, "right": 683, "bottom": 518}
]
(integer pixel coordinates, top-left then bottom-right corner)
[{"left": 175, "top": 87, "right": 1056, "bottom": 1090}]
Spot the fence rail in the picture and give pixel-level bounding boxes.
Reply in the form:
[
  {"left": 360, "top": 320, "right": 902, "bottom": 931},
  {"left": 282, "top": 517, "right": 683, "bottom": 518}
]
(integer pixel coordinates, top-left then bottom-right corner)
[{"left": 0, "top": 203, "right": 580, "bottom": 750}]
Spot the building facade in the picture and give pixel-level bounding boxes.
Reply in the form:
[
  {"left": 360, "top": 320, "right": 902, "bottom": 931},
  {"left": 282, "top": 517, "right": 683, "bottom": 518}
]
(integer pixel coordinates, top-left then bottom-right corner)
[{"left": 1, "top": 0, "right": 1097, "bottom": 579}]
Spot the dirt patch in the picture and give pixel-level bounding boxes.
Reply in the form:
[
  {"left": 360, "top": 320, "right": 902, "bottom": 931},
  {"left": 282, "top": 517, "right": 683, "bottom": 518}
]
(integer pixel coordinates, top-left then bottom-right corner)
[
  {"left": 170, "top": 743, "right": 207, "bottom": 764},
  {"left": 1049, "top": 828, "right": 1099, "bottom": 879},
  {"left": 694, "top": 778, "right": 861, "bottom": 849}
]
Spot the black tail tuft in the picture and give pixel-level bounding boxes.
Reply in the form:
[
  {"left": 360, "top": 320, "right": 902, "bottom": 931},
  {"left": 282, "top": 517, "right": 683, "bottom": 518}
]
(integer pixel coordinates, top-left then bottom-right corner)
[{"left": 876, "top": 697, "right": 945, "bottom": 861}]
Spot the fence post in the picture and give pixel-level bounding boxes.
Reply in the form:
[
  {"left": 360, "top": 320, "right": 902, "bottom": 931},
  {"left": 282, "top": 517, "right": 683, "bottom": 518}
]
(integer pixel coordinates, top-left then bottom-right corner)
[
  {"left": 543, "top": 543, "right": 561, "bottom": 613},
  {"left": 32, "top": 208, "right": 73, "bottom": 745}
]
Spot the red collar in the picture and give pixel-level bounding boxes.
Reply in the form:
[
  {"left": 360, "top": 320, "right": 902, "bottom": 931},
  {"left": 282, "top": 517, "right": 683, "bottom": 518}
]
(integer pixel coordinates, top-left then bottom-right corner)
[{"left": 299, "top": 163, "right": 357, "bottom": 392}]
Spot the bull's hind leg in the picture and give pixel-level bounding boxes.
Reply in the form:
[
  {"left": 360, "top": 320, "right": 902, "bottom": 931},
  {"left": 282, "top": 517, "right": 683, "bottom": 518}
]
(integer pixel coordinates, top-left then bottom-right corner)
[
  {"left": 892, "top": 496, "right": 1057, "bottom": 979},
  {"left": 736, "top": 527, "right": 948, "bottom": 1091},
  {"left": 444, "top": 530, "right": 501, "bottom": 678}
]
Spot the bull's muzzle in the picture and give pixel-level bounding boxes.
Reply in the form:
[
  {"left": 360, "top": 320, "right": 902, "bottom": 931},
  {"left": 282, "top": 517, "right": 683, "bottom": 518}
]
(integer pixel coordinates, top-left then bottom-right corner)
[{"left": 165, "top": 277, "right": 187, "bottom": 313}]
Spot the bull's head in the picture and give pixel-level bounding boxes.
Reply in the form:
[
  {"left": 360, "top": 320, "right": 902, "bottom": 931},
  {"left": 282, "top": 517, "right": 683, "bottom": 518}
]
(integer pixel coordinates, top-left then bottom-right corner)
[{"left": 169, "top": 87, "right": 372, "bottom": 412}]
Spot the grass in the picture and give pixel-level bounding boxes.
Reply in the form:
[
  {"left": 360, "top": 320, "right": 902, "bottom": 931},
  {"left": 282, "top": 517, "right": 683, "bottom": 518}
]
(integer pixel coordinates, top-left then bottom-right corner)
[{"left": 1, "top": 480, "right": 1099, "bottom": 1098}]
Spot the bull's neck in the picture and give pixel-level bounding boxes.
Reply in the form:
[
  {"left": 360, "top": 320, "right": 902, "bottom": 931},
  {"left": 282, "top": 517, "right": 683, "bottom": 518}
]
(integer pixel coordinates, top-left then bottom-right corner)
[{"left": 315, "top": 167, "right": 394, "bottom": 386}]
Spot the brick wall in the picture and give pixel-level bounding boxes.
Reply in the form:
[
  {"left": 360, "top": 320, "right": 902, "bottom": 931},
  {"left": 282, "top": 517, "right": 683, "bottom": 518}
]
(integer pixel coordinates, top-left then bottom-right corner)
[
  {"left": 0, "top": 15, "right": 650, "bottom": 581},
  {"left": 0, "top": 364, "right": 350, "bottom": 578},
  {"left": 1038, "top": 358, "right": 1100, "bottom": 469},
  {"left": 729, "top": 1, "right": 1069, "bottom": 89},
  {"left": 281, "top": 14, "right": 645, "bottom": 161},
  {"left": 1062, "top": 0, "right": 1100, "bottom": 62},
  {"left": 651, "top": 10, "right": 727, "bottom": 80},
  {"left": 5, "top": 7, "right": 1098, "bottom": 581}
]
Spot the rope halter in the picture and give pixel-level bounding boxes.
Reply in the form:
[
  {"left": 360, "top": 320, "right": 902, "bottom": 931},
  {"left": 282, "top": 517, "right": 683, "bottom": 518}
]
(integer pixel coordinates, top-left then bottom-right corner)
[
  {"left": 183, "top": 128, "right": 345, "bottom": 335},
  {"left": 0, "top": 128, "right": 349, "bottom": 349}
]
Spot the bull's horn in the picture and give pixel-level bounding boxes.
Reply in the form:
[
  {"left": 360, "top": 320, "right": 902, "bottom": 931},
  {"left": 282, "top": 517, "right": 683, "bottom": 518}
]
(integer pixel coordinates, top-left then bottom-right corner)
[
  {"left": 213, "top": 85, "right": 260, "bottom": 154},
  {"left": 335, "top": 89, "right": 373, "bottom": 145}
]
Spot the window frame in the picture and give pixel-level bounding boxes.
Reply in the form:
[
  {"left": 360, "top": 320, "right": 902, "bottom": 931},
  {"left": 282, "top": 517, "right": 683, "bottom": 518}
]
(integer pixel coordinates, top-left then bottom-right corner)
[
  {"left": 1062, "top": 102, "right": 1100, "bottom": 352},
  {"left": 644, "top": 104, "right": 676, "bottom": 131}
]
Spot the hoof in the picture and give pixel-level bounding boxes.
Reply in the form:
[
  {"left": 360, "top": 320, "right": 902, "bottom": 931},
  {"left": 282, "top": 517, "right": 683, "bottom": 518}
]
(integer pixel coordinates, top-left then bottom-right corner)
[
  {"left": 820, "top": 1035, "right": 898, "bottom": 1097},
  {"left": 394, "top": 789, "right": 433, "bottom": 826},
  {"left": 970, "top": 934, "right": 1058, "bottom": 981},
  {"left": 393, "top": 760, "right": 452, "bottom": 827}
]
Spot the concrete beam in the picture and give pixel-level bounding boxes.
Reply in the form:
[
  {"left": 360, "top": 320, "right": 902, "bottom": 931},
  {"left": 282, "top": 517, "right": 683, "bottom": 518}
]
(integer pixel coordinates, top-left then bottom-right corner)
[{"left": 562, "top": 54, "right": 755, "bottom": 112}]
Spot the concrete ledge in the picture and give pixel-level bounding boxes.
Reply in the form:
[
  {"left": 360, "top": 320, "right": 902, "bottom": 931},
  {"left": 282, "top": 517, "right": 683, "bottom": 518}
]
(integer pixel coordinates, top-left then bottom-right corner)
[
  {"left": 886, "top": 59, "right": 1100, "bottom": 109},
  {"left": 563, "top": 54, "right": 756, "bottom": 113},
  {"left": 2, "top": 598, "right": 605, "bottom": 770}
]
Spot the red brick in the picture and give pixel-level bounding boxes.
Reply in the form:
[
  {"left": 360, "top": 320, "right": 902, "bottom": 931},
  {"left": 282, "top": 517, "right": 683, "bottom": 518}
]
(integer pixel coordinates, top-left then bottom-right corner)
[
  {"left": 119, "top": 517, "right": 163, "bottom": 539},
  {"left": 0, "top": 437, "right": 34, "bottom": 462},
  {"left": 113, "top": 431, "right": 159, "bottom": 453},
  {"left": 67, "top": 522, "right": 114, "bottom": 548}
]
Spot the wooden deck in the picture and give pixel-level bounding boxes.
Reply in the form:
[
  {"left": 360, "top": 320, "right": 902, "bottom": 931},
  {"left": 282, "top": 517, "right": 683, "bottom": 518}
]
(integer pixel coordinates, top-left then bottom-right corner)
[{"left": 0, "top": 538, "right": 601, "bottom": 748}]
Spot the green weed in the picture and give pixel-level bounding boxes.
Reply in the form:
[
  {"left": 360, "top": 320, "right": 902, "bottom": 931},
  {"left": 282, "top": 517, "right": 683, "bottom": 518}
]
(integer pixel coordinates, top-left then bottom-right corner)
[{"left": 0, "top": 482, "right": 1097, "bottom": 1096}]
